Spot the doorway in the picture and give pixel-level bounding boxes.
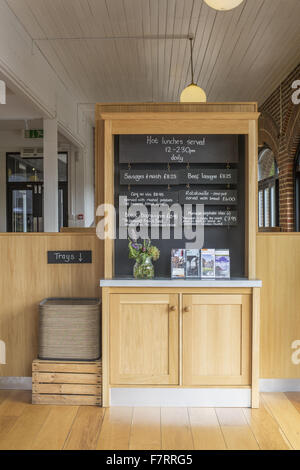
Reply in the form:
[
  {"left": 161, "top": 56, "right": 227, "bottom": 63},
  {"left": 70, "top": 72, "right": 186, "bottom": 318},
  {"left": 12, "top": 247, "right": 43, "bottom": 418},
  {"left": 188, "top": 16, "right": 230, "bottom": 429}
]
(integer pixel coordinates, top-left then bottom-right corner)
[{"left": 6, "top": 152, "right": 68, "bottom": 232}]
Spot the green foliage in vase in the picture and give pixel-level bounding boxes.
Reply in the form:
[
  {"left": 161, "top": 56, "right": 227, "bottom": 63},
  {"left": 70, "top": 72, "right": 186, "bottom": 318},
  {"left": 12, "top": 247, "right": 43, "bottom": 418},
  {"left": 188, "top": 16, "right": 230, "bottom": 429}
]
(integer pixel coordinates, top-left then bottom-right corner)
[
  {"left": 128, "top": 238, "right": 160, "bottom": 279},
  {"left": 128, "top": 238, "right": 160, "bottom": 263}
]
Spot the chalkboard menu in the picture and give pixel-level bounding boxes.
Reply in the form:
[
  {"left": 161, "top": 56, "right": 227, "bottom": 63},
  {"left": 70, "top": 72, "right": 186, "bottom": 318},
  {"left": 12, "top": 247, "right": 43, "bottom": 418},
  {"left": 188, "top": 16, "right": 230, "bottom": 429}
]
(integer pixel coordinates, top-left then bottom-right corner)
[
  {"left": 120, "top": 135, "right": 238, "bottom": 164},
  {"left": 120, "top": 209, "right": 238, "bottom": 227},
  {"left": 182, "top": 169, "right": 237, "bottom": 185},
  {"left": 120, "top": 189, "right": 237, "bottom": 205},
  {"left": 120, "top": 169, "right": 237, "bottom": 185},
  {"left": 120, "top": 169, "right": 180, "bottom": 185},
  {"left": 120, "top": 191, "right": 179, "bottom": 205},
  {"left": 120, "top": 211, "right": 179, "bottom": 227},
  {"left": 183, "top": 210, "right": 238, "bottom": 226},
  {"left": 179, "top": 189, "right": 237, "bottom": 205},
  {"left": 114, "top": 134, "right": 245, "bottom": 278}
]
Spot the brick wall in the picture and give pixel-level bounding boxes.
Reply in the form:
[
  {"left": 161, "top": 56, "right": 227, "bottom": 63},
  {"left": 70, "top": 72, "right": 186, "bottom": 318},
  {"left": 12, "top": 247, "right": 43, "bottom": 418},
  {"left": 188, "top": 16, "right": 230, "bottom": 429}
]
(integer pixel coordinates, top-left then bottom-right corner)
[{"left": 259, "top": 64, "right": 300, "bottom": 231}]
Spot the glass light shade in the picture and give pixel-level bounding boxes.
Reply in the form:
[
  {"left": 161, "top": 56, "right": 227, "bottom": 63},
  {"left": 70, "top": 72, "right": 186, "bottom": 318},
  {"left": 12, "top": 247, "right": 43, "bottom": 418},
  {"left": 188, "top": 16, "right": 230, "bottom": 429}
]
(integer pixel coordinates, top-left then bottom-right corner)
[
  {"left": 204, "top": 0, "right": 244, "bottom": 11},
  {"left": 180, "top": 84, "right": 207, "bottom": 103}
]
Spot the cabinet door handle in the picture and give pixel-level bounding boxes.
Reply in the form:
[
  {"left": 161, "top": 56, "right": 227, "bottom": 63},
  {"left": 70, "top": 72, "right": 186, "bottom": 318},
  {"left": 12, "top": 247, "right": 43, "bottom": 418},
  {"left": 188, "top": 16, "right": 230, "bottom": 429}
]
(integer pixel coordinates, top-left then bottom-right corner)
[
  {"left": 170, "top": 305, "right": 176, "bottom": 311},
  {"left": 183, "top": 306, "right": 191, "bottom": 312}
]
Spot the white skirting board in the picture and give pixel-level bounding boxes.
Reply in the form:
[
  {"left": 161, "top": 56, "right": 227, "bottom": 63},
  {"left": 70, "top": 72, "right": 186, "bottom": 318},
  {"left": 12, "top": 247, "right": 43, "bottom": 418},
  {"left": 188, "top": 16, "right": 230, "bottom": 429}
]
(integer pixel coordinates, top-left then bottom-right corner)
[
  {"left": 111, "top": 380, "right": 300, "bottom": 406},
  {"left": 110, "top": 388, "right": 252, "bottom": 407},
  {"left": 0, "top": 377, "right": 32, "bottom": 390},
  {"left": 259, "top": 379, "right": 300, "bottom": 392},
  {"left": 0, "top": 378, "right": 299, "bottom": 399}
]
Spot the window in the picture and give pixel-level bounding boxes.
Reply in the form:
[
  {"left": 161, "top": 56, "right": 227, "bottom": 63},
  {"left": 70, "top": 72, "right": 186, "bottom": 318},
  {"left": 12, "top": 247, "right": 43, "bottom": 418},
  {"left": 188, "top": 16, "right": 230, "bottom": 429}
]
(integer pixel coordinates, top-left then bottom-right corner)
[
  {"left": 7, "top": 153, "right": 68, "bottom": 183},
  {"left": 295, "top": 144, "right": 300, "bottom": 231},
  {"left": 258, "top": 148, "right": 279, "bottom": 229}
]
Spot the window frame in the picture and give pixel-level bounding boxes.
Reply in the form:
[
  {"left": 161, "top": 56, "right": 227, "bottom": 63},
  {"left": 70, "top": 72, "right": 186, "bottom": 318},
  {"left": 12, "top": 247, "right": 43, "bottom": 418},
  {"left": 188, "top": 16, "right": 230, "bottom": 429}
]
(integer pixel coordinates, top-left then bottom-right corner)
[
  {"left": 294, "top": 143, "right": 300, "bottom": 232},
  {"left": 258, "top": 147, "right": 279, "bottom": 230}
]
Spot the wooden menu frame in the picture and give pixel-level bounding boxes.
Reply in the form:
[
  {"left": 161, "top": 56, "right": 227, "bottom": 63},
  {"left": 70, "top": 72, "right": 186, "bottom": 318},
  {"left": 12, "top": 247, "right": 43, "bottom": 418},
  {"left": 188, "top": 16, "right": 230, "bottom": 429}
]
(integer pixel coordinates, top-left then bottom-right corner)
[{"left": 95, "top": 103, "right": 259, "bottom": 280}]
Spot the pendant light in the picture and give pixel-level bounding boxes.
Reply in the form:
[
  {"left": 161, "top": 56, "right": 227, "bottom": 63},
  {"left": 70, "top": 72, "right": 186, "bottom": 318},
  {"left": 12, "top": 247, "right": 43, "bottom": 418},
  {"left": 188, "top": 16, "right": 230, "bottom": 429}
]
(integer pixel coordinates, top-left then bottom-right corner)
[
  {"left": 204, "top": 0, "right": 244, "bottom": 11},
  {"left": 180, "top": 37, "right": 207, "bottom": 103}
]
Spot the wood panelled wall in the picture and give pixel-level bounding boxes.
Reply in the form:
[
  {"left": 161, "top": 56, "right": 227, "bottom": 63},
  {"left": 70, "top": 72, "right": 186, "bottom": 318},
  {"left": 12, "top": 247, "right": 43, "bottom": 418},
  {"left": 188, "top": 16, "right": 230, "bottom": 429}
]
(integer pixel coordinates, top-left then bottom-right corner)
[
  {"left": 257, "top": 233, "right": 300, "bottom": 378},
  {"left": 1, "top": 231, "right": 299, "bottom": 379},
  {"left": 0, "top": 233, "right": 103, "bottom": 377},
  {"left": 0, "top": 99, "right": 299, "bottom": 380}
]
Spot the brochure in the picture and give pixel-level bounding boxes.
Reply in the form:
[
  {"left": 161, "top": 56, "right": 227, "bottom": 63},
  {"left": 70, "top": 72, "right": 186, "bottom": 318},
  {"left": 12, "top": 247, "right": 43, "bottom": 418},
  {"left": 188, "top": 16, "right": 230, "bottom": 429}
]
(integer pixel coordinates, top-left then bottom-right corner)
[
  {"left": 171, "top": 249, "right": 185, "bottom": 278},
  {"left": 215, "top": 249, "right": 230, "bottom": 279},
  {"left": 185, "top": 249, "right": 200, "bottom": 278},
  {"left": 201, "top": 249, "right": 215, "bottom": 278}
]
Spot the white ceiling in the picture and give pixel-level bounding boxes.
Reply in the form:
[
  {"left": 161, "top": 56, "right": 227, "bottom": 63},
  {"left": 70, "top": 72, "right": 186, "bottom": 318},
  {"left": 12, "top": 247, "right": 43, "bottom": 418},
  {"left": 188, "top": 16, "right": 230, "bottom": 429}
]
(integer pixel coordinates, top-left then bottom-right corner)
[
  {"left": 0, "top": 87, "right": 71, "bottom": 146},
  {"left": 5, "top": 0, "right": 300, "bottom": 105},
  {"left": 0, "top": 86, "right": 42, "bottom": 121}
]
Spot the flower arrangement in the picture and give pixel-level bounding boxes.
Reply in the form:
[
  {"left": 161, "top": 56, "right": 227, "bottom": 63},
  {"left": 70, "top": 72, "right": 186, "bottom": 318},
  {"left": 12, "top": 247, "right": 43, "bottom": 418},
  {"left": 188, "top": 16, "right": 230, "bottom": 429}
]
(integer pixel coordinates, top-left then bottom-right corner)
[{"left": 128, "top": 238, "right": 160, "bottom": 279}]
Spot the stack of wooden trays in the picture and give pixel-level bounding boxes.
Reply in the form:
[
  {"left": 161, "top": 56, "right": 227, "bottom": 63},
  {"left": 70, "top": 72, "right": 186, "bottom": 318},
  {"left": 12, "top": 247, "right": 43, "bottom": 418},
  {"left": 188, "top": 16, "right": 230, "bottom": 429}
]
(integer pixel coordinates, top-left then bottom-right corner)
[
  {"left": 39, "top": 298, "right": 101, "bottom": 361},
  {"left": 32, "top": 359, "right": 102, "bottom": 406}
]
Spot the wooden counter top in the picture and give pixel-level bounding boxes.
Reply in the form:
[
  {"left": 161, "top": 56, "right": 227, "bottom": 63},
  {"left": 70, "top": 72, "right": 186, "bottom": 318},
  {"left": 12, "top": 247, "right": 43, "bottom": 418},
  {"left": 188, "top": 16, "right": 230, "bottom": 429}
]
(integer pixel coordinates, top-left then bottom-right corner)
[{"left": 100, "top": 278, "right": 262, "bottom": 288}]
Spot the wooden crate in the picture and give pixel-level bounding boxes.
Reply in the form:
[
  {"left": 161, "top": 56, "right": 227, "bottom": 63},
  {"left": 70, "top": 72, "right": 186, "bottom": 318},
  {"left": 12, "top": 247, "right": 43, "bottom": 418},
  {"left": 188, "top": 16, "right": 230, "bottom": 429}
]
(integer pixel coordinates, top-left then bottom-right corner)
[{"left": 32, "top": 359, "right": 102, "bottom": 406}]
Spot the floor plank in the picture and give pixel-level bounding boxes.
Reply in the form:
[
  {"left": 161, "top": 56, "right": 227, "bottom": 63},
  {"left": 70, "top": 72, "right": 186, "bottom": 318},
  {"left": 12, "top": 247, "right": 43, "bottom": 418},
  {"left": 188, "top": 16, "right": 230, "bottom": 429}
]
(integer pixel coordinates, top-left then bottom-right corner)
[
  {"left": 129, "top": 407, "right": 161, "bottom": 450},
  {"left": 161, "top": 407, "right": 194, "bottom": 450},
  {"left": 215, "top": 408, "right": 260, "bottom": 450},
  {"left": 0, "top": 391, "right": 299, "bottom": 451},
  {"left": 0, "top": 390, "right": 10, "bottom": 405},
  {"left": 30, "top": 405, "right": 79, "bottom": 450},
  {"left": 285, "top": 393, "right": 300, "bottom": 414},
  {"left": 96, "top": 407, "right": 133, "bottom": 450},
  {"left": 242, "top": 402, "right": 291, "bottom": 450},
  {"left": 262, "top": 392, "right": 300, "bottom": 450},
  {"left": 0, "top": 416, "right": 18, "bottom": 443},
  {"left": 188, "top": 408, "right": 227, "bottom": 450},
  {"left": 0, "top": 405, "right": 51, "bottom": 450},
  {"left": 64, "top": 406, "right": 104, "bottom": 450},
  {"left": 0, "top": 390, "right": 31, "bottom": 417}
]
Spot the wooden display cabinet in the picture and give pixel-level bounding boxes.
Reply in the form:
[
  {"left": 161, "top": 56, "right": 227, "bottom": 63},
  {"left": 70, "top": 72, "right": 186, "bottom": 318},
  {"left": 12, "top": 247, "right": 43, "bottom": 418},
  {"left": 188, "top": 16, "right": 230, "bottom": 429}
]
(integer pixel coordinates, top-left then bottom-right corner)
[
  {"left": 96, "top": 103, "right": 261, "bottom": 408},
  {"left": 102, "top": 285, "right": 260, "bottom": 408}
]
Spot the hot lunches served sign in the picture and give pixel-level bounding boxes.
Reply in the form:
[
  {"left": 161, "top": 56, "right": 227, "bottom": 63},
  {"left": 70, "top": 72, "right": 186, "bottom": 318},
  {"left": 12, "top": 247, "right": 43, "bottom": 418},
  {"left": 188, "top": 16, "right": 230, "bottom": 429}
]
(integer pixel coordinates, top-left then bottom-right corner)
[{"left": 119, "top": 134, "right": 238, "bottom": 164}]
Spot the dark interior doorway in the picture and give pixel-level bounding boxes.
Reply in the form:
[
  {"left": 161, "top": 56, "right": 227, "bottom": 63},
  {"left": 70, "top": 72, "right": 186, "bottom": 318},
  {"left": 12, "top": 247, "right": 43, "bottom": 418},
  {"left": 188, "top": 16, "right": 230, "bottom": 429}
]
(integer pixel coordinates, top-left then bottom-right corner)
[{"left": 6, "top": 152, "right": 68, "bottom": 232}]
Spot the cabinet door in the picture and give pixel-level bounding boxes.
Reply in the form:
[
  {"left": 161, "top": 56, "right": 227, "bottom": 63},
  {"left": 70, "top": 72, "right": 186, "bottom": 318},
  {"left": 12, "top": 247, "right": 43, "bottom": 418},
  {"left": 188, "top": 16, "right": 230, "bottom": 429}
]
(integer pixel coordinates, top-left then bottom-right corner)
[
  {"left": 183, "top": 294, "right": 251, "bottom": 386},
  {"left": 110, "top": 293, "right": 179, "bottom": 385}
]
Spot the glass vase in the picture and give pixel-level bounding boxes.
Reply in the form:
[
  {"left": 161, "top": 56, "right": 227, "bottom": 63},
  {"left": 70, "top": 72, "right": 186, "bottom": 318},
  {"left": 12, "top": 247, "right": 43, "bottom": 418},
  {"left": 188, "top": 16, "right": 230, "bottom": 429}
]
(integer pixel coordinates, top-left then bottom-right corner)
[{"left": 133, "top": 256, "right": 154, "bottom": 279}]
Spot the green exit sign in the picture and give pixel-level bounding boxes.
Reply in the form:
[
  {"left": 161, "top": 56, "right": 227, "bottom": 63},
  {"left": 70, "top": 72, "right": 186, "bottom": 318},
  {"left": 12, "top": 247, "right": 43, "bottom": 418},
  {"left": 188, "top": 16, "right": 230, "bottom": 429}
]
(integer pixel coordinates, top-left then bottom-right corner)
[{"left": 24, "top": 129, "right": 44, "bottom": 139}]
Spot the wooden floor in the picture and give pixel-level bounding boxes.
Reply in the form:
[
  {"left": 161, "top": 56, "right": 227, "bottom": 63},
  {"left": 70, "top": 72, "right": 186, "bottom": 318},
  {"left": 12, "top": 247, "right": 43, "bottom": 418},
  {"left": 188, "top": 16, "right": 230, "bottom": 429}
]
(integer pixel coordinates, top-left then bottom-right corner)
[{"left": 0, "top": 390, "right": 299, "bottom": 450}]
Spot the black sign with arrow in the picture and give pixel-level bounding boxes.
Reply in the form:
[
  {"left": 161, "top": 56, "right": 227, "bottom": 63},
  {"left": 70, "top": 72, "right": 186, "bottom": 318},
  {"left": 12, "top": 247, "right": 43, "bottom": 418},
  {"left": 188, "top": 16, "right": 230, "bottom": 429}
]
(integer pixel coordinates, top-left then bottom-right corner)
[{"left": 47, "top": 251, "right": 92, "bottom": 264}]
